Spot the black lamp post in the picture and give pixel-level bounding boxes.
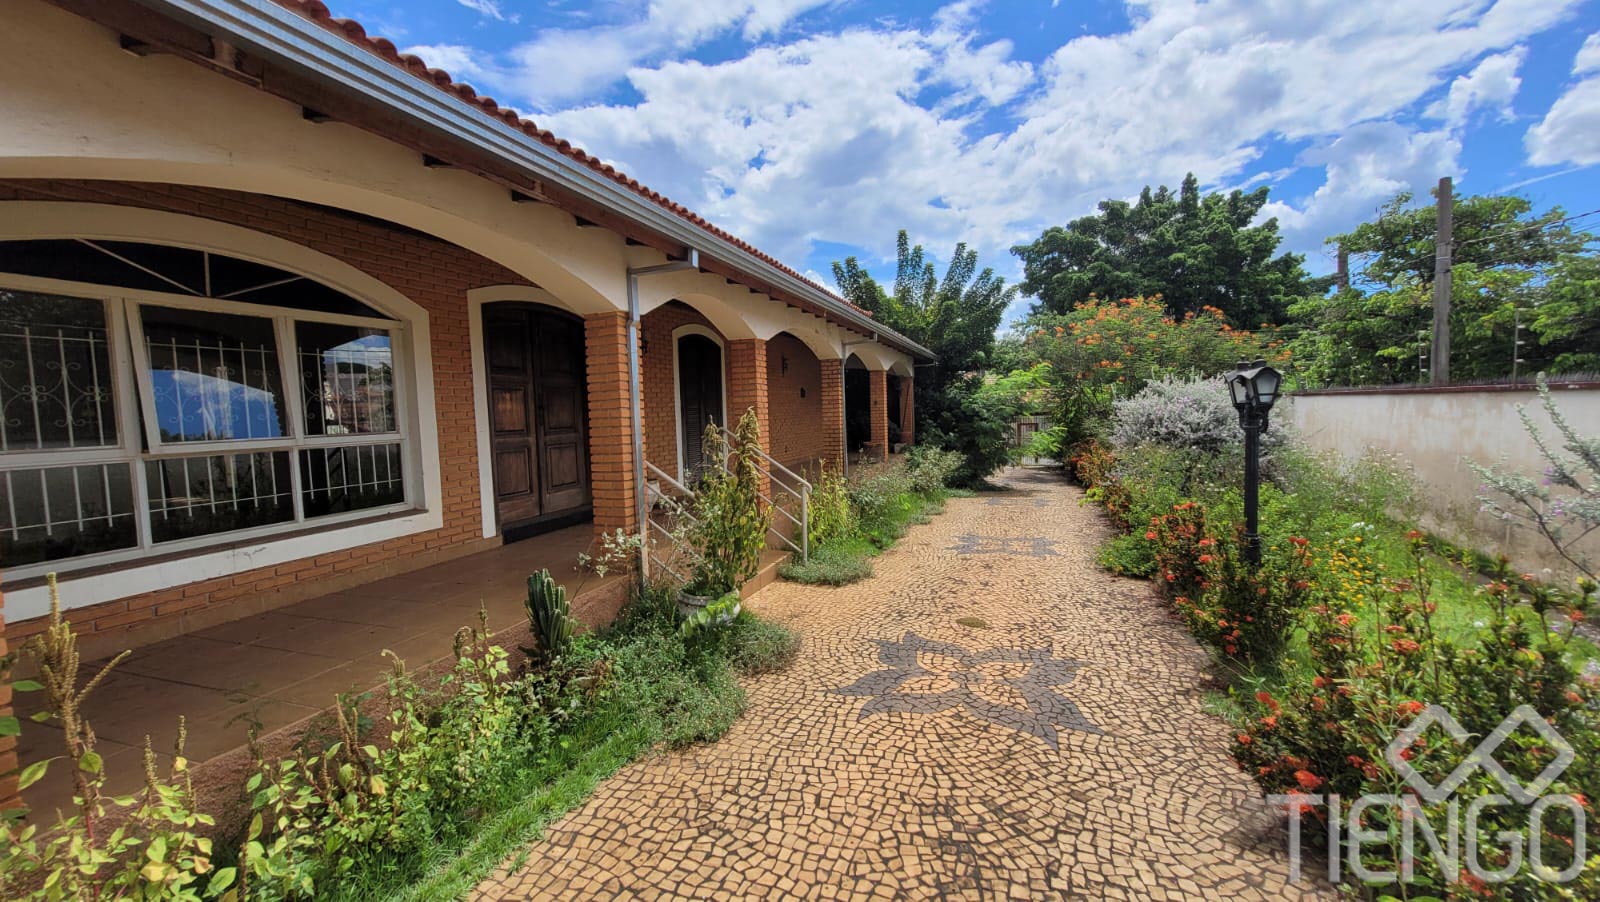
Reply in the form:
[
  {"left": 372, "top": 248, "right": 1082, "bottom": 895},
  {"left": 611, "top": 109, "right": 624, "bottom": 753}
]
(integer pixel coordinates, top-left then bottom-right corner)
[{"left": 1228, "top": 359, "right": 1282, "bottom": 566}]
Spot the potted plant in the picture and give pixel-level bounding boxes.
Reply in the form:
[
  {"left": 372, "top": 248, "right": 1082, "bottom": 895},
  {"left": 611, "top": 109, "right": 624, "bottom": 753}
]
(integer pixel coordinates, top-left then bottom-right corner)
[{"left": 677, "top": 411, "right": 770, "bottom": 619}]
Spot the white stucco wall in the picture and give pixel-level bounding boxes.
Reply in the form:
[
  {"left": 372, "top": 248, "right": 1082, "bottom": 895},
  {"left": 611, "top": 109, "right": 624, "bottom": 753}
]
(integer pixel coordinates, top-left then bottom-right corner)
[{"left": 1285, "top": 385, "right": 1600, "bottom": 582}]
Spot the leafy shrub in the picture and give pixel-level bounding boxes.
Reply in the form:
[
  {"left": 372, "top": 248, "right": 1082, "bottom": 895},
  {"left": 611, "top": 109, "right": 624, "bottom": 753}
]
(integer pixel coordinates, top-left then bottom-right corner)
[
  {"left": 1, "top": 577, "right": 235, "bottom": 902},
  {"left": 1109, "top": 375, "right": 1238, "bottom": 454},
  {"left": 686, "top": 411, "right": 772, "bottom": 595},
  {"left": 905, "top": 446, "right": 963, "bottom": 495},
  {"left": 806, "top": 464, "right": 855, "bottom": 547},
  {"left": 779, "top": 542, "right": 875, "bottom": 586},
  {"left": 1096, "top": 532, "right": 1156, "bottom": 577}
]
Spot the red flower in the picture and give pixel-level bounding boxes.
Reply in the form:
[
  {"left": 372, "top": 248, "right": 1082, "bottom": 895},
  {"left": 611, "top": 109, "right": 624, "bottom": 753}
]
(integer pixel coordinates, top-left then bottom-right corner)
[
  {"left": 1145, "top": 530, "right": 1158, "bottom": 540},
  {"left": 1390, "top": 639, "right": 1421, "bottom": 655},
  {"left": 1236, "top": 733, "right": 1252, "bottom": 745},
  {"left": 1289, "top": 536, "right": 1309, "bottom": 547},
  {"left": 1294, "top": 770, "right": 1324, "bottom": 791},
  {"left": 1396, "top": 700, "right": 1425, "bottom": 717},
  {"left": 1335, "top": 614, "right": 1356, "bottom": 627},
  {"left": 1198, "top": 537, "right": 1216, "bottom": 548},
  {"left": 1259, "top": 715, "right": 1278, "bottom": 729},
  {"left": 1198, "top": 554, "right": 1214, "bottom": 564},
  {"left": 1312, "top": 675, "right": 1331, "bottom": 689}
]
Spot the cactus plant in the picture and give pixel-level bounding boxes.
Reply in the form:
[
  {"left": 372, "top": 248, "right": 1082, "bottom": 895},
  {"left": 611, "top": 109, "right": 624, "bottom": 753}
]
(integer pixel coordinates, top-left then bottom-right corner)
[{"left": 520, "top": 568, "right": 575, "bottom": 664}]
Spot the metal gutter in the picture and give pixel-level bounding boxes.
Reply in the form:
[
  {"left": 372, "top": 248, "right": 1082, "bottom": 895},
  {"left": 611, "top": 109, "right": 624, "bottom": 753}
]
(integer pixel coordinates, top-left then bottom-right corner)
[{"left": 132, "top": 0, "right": 933, "bottom": 361}]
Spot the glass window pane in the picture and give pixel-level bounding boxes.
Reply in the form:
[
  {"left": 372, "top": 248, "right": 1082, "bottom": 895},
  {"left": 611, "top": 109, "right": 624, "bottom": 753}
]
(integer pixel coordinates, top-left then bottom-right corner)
[
  {"left": 146, "top": 452, "right": 293, "bottom": 542},
  {"left": 295, "top": 323, "right": 395, "bottom": 435},
  {"left": 0, "top": 290, "right": 118, "bottom": 451},
  {"left": 0, "top": 463, "right": 137, "bottom": 565},
  {"left": 300, "top": 444, "right": 404, "bottom": 518},
  {"left": 139, "top": 306, "right": 286, "bottom": 442}
]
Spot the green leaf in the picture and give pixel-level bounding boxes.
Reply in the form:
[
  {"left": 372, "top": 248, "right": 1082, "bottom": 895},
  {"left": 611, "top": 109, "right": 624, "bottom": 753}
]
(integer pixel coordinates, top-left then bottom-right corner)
[
  {"left": 17, "top": 758, "right": 50, "bottom": 791},
  {"left": 11, "top": 679, "right": 43, "bottom": 692},
  {"left": 206, "top": 867, "right": 238, "bottom": 896},
  {"left": 79, "top": 750, "right": 103, "bottom": 774},
  {"left": 147, "top": 835, "right": 167, "bottom": 863},
  {"left": 0, "top": 715, "right": 19, "bottom": 737},
  {"left": 30, "top": 710, "right": 53, "bottom": 723}
]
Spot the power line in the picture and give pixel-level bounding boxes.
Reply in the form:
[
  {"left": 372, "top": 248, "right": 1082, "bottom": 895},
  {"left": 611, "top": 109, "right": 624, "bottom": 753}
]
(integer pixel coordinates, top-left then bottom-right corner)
[{"left": 1453, "top": 207, "right": 1600, "bottom": 249}]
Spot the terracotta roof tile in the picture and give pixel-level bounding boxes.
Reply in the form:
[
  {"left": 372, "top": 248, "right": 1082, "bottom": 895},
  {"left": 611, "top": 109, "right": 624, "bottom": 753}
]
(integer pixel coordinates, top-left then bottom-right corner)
[{"left": 271, "top": 0, "right": 874, "bottom": 319}]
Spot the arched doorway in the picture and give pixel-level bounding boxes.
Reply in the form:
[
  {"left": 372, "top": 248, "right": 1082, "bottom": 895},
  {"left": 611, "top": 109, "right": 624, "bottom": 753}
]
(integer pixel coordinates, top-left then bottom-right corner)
[
  {"left": 845, "top": 354, "right": 871, "bottom": 456},
  {"left": 675, "top": 329, "right": 726, "bottom": 481},
  {"left": 483, "top": 303, "right": 590, "bottom": 537}
]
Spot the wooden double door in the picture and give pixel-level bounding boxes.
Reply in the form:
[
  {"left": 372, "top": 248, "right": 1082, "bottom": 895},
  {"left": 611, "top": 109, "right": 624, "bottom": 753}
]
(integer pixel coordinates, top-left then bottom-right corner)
[{"left": 485, "top": 304, "right": 590, "bottom": 534}]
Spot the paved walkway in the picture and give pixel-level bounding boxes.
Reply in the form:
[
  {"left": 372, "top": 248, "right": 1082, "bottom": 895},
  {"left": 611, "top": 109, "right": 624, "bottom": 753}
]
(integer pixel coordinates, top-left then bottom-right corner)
[{"left": 478, "top": 468, "right": 1331, "bottom": 900}]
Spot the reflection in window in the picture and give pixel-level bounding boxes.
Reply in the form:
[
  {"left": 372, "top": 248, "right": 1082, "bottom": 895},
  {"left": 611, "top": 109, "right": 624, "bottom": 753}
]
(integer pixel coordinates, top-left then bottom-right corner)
[
  {"left": 300, "top": 444, "right": 404, "bottom": 518},
  {"left": 296, "top": 323, "right": 395, "bottom": 435},
  {"left": 139, "top": 306, "right": 286, "bottom": 442},
  {"left": 0, "top": 291, "right": 117, "bottom": 450},
  {"left": 146, "top": 452, "right": 294, "bottom": 542},
  {"left": 0, "top": 463, "right": 137, "bottom": 564}
]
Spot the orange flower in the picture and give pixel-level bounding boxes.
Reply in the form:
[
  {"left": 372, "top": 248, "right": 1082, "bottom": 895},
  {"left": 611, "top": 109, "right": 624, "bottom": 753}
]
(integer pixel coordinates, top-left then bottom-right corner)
[
  {"left": 1237, "top": 733, "right": 1252, "bottom": 745},
  {"left": 1396, "top": 700, "right": 1425, "bottom": 717},
  {"left": 1145, "top": 530, "right": 1158, "bottom": 540},
  {"left": 1294, "top": 770, "right": 1325, "bottom": 791}
]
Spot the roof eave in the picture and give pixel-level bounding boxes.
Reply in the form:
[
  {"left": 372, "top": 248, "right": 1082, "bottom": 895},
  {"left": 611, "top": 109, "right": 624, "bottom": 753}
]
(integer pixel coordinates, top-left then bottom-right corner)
[{"left": 130, "top": 0, "right": 935, "bottom": 362}]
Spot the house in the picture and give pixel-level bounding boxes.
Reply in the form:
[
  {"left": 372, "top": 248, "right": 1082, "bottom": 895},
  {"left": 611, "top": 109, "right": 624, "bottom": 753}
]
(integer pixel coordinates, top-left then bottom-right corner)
[{"left": 0, "top": 0, "right": 928, "bottom": 811}]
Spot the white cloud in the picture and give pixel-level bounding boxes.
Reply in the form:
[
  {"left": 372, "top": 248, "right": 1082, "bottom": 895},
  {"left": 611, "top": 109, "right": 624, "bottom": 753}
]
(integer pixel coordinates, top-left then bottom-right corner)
[
  {"left": 1262, "top": 123, "right": 1461, "bottom": 255},
  {"left": 407, "top": 0, "right": 1586, "bottom": 283},
  {"left": 1426, "top": 47, "right": 1526, "bottom": 127},
  {"left": 456, "top": 0, "right": 513, "bottom": 23},
  {"left": 1525, "top": 32, "right": 1600, "bottom": 166}
]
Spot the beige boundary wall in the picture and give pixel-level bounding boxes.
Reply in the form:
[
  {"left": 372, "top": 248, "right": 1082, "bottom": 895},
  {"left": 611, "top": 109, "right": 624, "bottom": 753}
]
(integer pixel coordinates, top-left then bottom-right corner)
[{"left": 1284, "top": 383, "right": 1600, "bottom": 582}]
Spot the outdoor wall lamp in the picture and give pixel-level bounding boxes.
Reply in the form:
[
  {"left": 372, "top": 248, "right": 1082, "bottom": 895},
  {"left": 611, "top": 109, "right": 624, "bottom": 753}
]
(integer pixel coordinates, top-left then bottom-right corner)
[{"left": 1228, "top": 359, "right": 1282, "bottom": 566}]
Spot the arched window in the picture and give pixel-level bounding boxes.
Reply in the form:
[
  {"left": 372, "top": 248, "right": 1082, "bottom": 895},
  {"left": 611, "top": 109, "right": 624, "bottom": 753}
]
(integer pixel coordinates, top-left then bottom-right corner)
[{"left": 0, "top": 239, "right": 416, "bottom": 575}]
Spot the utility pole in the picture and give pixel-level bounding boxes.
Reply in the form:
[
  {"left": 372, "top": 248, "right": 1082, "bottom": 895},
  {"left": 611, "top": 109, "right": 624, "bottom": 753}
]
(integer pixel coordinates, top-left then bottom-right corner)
[{"left": 1431, "top": 176, "right": 1453, "bottom": 385}]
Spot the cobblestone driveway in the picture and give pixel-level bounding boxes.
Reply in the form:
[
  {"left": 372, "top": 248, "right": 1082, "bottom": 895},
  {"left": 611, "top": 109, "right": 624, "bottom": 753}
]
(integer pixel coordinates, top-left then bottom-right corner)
[{"left": 478, "top": 467, "right": 1331, "bottom": 900}]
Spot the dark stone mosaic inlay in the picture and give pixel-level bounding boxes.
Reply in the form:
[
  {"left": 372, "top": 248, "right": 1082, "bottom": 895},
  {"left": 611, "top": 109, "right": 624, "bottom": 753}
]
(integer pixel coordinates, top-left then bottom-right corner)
[
  {"left": 951, "top": 533, "right": 1060, "bottom": 557},
  {"left": 833, "top": 632, "right": 1102, "bottom": 749}
]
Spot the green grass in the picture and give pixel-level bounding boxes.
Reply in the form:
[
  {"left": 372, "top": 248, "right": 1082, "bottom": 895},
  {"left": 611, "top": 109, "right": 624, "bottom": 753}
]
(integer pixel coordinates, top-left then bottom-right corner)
[{"left": 781, "top": 490, "right": 948, "bottom": 586}]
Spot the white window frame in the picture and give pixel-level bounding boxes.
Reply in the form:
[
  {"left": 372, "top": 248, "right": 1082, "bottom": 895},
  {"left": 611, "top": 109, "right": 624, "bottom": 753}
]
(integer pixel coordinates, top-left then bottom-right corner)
[{"left": 0, "top": 271, "right": 421, "bottom": 580}]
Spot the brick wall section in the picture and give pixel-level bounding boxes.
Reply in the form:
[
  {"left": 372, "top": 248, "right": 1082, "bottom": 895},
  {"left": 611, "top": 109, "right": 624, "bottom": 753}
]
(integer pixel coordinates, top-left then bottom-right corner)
[
  {"left": 639, "top": 302, "right": 729, "bottom": 482},
  {"left": 900, "top": 376, "right": 915, "bottom": 446},
  {"left": 869, "top": 369, "right": 890, "bottom": 461},
  {"left": 726, "top": 338, "right": 771, "bottom": 496},
  {"left": 818, "top": 358, "right": 845, "bottom": 470},
  {"left": 764, "top": 334, "right": 828, "bottom": 473},
  {"left": 0, "top": 582, "right": 16, "bottom": 813},
  {"left": 584, "top": 312, "right": 637, "bottom": 535},
  {"left": 0, "top": 180, "right": 518, "bottom": 651}
]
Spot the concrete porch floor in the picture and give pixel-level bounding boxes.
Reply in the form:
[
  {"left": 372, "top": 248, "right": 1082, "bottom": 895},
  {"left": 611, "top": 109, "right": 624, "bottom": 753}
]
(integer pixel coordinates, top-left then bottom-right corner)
[{"left": 15, "top": 522, "right": 626, "bottom": 820}]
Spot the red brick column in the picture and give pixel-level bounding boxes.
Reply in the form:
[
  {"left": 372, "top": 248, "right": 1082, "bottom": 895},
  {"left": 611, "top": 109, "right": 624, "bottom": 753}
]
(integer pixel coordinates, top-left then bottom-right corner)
[
  {"left": 869, "top": 369, "right": 889, "bottom": 461},
  {"left": 585, "top": 311, "right": 639, "bottom": 538},
  {"left": 900, "top": 375, "right": 915, "bottom": 447},
  {"left": 0, "top": 582, "right": 16, "bottom": 813},
  {"left": 726, "top": 339, "right": 771, "bottom": 494},
  {"left": 819, "top": 358, "right": 845, "bottom": 469}
]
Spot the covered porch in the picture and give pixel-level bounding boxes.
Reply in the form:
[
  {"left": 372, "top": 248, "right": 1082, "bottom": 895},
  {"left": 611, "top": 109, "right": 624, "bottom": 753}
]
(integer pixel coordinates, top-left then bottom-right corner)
[{"left": 14, "top": 523, "right": 627, "bottom": 817}]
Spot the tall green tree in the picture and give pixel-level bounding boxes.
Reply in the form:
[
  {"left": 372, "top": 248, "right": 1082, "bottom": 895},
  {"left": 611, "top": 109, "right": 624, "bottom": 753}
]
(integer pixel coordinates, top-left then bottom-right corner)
[
  {"left": 832, "top": 231, "right": 1018, "bottom": 484},
  {"left": 1011, "top": 173, "right": 1317, "bottom": 326},
  {"left": 1290, "top": 190, "right": 1594, "bottom": 385}
]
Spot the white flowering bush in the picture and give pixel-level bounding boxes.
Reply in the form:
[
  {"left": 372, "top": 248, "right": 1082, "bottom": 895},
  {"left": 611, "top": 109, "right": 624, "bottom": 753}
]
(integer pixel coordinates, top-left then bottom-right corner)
[{"left": 1471, "top": 374, "right": 1599, "bottom": 581}]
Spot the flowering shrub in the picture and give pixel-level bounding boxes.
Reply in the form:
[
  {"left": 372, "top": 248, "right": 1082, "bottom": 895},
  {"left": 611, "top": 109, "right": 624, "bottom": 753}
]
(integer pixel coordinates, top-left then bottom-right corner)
[
  {"left": 1234, "top": 542, "right": 1600, "bottom": 896},
  {"left": 1016, "top": 296, "right": 1286, "bottom": 446},
  {"left": 1079, "top": 436, "right": 1600, "bottom": 893}
]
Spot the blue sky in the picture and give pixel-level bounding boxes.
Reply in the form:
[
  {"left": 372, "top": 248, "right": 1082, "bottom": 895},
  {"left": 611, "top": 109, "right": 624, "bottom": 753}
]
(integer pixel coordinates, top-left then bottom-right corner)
[{"left": 335, "top": 1, "right": 1598, "bottom": 325}]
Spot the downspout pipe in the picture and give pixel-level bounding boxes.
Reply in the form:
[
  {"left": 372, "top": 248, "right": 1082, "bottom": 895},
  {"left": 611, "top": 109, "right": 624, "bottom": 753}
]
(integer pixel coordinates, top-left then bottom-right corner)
[{"left": 627, "top": 250, "right": 701, "bottom": 581}]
